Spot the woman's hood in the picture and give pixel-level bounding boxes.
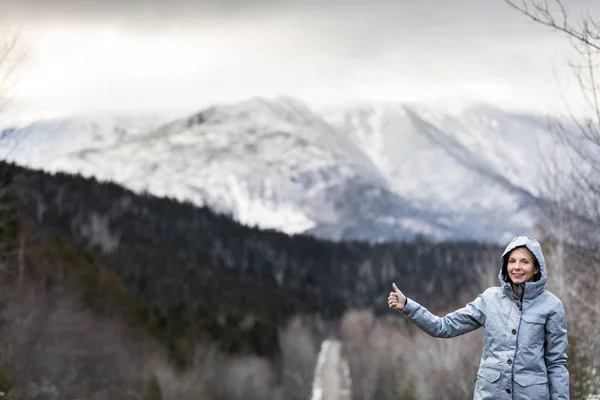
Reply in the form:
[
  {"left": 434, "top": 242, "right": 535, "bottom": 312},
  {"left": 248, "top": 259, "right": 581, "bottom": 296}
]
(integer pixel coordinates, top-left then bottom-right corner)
[{"left": 498, "top": 236, "right": 548, "bottom": 300}]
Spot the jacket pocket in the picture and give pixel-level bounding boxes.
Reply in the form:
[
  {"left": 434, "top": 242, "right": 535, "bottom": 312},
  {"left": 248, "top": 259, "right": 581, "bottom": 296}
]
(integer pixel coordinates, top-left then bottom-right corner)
[
  {"left": 514, "top": 374, "right": 547, "bottom": 386},
  {"left": 477, "top": 367, "right": 501, "bottom": 383},
  {"left": 475, "top": 368, "right": 502, "bottom": 399},
  {"left": 519, "top": 313, "right": 546, "bottom": 345},
  {"left": 514, "top": 374, "right": 550, "bottom": 399}
]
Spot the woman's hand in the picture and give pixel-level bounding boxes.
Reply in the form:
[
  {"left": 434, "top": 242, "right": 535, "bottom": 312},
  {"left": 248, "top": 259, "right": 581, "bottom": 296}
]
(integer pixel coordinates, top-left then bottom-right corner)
[{"left": 388, "top": 282, "right": 407, "bottom": 311}]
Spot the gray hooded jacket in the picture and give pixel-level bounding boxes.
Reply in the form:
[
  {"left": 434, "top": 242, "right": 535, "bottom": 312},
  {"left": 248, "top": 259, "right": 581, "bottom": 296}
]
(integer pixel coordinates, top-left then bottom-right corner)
[{"left": 400, "top": 236, "right": 569, "bottom": 399}]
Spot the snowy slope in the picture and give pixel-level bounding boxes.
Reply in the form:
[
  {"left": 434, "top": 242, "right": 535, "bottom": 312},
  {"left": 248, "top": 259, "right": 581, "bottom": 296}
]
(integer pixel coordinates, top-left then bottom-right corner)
[
  {"left": 0, "top": 97, "right": 573, "bottom": 243},
  {"left": 323, "top": 101, "right": 567, "bottom": 242},
  {"left": 0, "top": 113, "right": 170, "bottom": 167}
]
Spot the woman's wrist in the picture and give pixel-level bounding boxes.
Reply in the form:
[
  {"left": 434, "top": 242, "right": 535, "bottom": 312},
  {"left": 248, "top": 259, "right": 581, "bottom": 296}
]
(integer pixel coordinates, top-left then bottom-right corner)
[{"left": 398, "top": 297, "right": 408, "bottom": 311}]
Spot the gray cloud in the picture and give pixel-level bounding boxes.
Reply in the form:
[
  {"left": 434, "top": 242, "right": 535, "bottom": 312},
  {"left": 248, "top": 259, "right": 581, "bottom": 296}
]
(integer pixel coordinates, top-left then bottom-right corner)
[
  {"left": 3, "top": 0, "right": 600, "bottom": 119},
  {"left": 2, "top": 0, "right": 595, "bottom": 24},
  {"left": 4, "top": 0, "right": 598, "bottom": 50}
]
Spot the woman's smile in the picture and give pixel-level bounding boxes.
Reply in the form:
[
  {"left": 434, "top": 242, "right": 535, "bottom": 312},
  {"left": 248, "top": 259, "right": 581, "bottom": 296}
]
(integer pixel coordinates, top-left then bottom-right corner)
[{"left": 507, "top": 248, "right": 539, "bottom": 287}]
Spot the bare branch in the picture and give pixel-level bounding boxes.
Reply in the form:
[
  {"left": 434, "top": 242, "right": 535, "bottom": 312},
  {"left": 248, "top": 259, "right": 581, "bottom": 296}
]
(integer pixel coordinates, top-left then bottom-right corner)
[
  {"left": 0, "top": 29, "right": 25, "bottom": 110},
  {"left": 508, "top": 2, "right": 600, "bottom": 386},
  {"left": 505, "top": 0, "right": 600, "bottom": 51}
]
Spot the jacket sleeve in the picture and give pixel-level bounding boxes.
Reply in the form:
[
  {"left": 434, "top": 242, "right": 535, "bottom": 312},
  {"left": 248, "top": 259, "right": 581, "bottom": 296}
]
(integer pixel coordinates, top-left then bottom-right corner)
[
  {"left": 545, "top": 299, "right": 569, "bottom": 400},
  {"left": 399, "top": 294, "right": 485, "bottom": 338}
]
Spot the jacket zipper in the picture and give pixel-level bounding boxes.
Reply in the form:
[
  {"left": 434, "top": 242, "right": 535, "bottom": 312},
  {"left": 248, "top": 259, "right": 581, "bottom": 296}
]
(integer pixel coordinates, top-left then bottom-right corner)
[
  {"left": 511, "top": 285, "right": 525, "bottom": 399},
  {"left": 519, "top": 285, "right": 525, "bottom": 311}
]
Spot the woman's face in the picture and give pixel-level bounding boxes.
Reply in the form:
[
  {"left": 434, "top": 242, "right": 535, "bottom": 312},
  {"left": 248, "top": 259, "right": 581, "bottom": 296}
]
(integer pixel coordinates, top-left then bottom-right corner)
[{"left": 507, "top": 248, "right": 539, "bottom": 285}]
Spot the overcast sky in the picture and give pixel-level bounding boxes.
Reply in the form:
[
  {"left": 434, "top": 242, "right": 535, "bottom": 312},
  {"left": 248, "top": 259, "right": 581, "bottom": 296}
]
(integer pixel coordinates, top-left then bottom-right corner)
[{"left": 1, "top": 0, "right": 599, "bottom": 121}]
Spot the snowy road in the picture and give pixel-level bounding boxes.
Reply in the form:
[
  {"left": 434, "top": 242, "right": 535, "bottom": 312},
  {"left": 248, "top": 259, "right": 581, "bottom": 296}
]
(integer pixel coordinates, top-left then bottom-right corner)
[{"left": 310, "top": 339, "right": 352, "bottom": 400}]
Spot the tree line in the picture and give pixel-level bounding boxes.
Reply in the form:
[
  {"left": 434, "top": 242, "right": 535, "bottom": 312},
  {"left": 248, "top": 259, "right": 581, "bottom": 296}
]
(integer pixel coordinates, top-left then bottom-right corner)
[{"left": 1, "top": 160, "right": 501, "bottom": 364}]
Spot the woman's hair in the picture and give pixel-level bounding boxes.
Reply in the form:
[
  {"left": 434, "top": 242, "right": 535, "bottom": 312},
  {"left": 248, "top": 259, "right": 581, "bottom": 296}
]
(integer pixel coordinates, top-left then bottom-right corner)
[{"left": 501, "top": 245, "right": 542, "bottom": 283}]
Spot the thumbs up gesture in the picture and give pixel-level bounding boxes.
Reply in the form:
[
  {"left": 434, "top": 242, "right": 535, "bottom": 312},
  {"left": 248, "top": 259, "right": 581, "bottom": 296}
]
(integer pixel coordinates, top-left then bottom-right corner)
[{"left": 388, "top": 282, "right": 407, "bottom": 311}]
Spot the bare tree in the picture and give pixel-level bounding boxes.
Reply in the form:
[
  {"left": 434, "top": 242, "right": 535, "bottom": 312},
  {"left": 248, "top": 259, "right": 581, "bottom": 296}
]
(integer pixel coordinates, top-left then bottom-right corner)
[
  {"left": 278, "top": 315, "right": 320, "bottom": 400},
  {"left": 0, "top": 29, "right": 22, "bottom": 276},
  {"left": 0, "top": 285, "right": 153, "bottom": 399},
  {"left": 0, "top": 30, "right": 21, "bottom": 110},
  {"left": 339, "top": 309, "right": 484, "bottom": 400},
  {"left": 504, "top": 1, "right": 600, "bottom": 397}
]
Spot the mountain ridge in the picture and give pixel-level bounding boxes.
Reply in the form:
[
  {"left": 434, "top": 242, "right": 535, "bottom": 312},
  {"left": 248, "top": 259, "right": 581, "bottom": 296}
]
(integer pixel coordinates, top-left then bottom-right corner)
[{"left": 1, "top": 96, "right": 572, "bottom": 243}]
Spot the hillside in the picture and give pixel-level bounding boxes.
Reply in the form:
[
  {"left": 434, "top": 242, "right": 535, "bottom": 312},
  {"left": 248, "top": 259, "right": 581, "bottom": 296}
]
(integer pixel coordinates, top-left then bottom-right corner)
[{"left": 2, "top": 161, "right": 502, "bottom": 359}]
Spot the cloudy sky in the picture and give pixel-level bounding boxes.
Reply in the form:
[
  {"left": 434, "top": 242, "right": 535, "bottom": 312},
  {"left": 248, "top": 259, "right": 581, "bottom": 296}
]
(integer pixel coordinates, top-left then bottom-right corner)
[{"left": 1, "top": 0, "right": 599, "bottom": 121}]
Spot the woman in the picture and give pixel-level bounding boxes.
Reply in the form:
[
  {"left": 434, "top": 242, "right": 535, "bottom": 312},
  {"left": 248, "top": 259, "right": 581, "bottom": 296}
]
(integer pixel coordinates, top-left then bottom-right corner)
[{"left": 388, "top": 236, "right": 569, "bottom": 399}]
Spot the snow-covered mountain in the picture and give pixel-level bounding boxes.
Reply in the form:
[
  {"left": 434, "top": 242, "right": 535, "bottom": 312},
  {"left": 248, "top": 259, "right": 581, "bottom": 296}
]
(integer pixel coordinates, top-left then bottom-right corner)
[
  {"left": 323, "top": 101, "right": 570, "bottom": 242},
  {"left": 0, "top": 113, "right": 171, "bottom": 166},
  {"left": 0, "top": 97, "right": 573, "bottom": 243}
]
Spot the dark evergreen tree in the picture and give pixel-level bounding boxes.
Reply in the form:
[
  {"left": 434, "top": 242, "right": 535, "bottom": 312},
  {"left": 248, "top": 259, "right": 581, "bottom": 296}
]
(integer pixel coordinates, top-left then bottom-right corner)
[{"left": 0, "top": 164, "right": 19, "bottom": 266}]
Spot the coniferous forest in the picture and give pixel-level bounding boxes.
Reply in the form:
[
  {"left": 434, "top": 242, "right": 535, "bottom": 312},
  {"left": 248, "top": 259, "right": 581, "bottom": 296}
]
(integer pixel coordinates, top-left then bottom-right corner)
[{"left": 1, "top": 161, "right": 502, "bottom": 363}]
